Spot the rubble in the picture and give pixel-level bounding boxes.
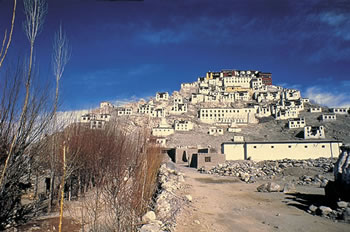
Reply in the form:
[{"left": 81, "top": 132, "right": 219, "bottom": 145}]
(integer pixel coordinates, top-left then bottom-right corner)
[
  {"left": 141, "top": 161, "right": 186, "bottom": 232},
  {"left": 202, "top": 158, "right": 336, "bottom": 183},
  {"left": 257, "top": 182, "right": 281, "bottom": 192},
  {"left": 302, "top": 145, "right": 350, "bottom": 224}
]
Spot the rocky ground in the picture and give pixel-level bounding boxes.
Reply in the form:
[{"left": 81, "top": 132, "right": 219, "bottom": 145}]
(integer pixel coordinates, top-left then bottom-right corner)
[
  {"left": 173, "top": 162, "right": 350, "bottom": 232},
  {"left": 166, "top": 103, "right": 350, "bottom": 151}
]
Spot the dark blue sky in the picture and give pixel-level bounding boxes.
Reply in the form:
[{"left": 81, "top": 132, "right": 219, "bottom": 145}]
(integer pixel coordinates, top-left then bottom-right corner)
[{"left": 1, "top": 0, "right": 349, "bottom": 110}]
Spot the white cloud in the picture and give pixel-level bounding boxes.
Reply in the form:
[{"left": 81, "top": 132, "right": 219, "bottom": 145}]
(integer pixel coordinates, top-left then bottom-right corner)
[
  {"left": 305, "top": 87, "right": 350, "bottom": 108},
  {"left": 320, "top": 12, "right": 346, "bottom": 26}
]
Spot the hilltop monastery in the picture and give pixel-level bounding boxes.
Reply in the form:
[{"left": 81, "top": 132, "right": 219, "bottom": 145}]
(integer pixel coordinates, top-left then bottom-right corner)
[{"left": 79, "top": 69, "right": 348, "bottom": 167}]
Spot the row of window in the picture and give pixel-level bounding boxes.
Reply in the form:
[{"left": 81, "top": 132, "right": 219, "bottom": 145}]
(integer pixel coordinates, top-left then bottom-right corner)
[
  {"left": 252, "top": 145, "right": 326, "bottom": 149},
  {"left": 201, "top": 109, "right": 254, "bottom": 113}
]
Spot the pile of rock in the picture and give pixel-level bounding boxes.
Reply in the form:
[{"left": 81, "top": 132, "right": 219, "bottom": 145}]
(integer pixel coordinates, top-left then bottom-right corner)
[
  {"left": 308, "top": 201, "right": 350, "bottom": 222},
  {"left": 304, "top": 145, "right": 350, "bottom": 223},
  {"left": 297, "top": 174, "right": 329, "bottom": 187},
  {"left": 257, "top": 181, "right": 296, "bottom": 194},
  {"left": 325, "top": 145, "right": 350, "bottom": 203},
  {"left": 203, "top": 160, "right": 282, "bottom": 183},
  {"left": 140, "top": 162, "right": 186, "bottom": 232},
  {"left": 202, "top": 158, "right": 335, "bottom": 183}
]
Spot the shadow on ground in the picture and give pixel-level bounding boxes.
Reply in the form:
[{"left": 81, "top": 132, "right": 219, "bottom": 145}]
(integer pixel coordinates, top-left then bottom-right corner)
[{"left": 283, "top": 192, "right": 330, "bottom": 212}]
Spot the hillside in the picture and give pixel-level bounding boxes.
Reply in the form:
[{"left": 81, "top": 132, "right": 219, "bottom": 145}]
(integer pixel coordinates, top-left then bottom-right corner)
[{"left": 79, "top": 69, "right": 350, "bottom": 152}]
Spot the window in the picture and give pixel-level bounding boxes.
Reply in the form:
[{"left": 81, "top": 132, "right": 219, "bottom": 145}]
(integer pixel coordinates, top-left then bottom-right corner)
[
  {"left": 271, "top": 146, "right": 274, "bottom": 148},
  {"left": 253, "top": 146, "right": 257, "bottom": 148},
  {"left": 288, "top": 145, "right": 292, "bottom": 148},
  {"left": 322, "top": 145, "right": 325, "bottom": 148},
  {"left": 205, "top": 157, "right": 211, "bottom": 162},
  {"left": 305, "top": 145, "right": 308, "bottom": 148}
]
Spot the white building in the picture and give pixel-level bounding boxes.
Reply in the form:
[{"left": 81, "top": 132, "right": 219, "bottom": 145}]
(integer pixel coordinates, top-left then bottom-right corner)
[
  {"left": 191, "top": 93, "right": 205, "bottom": 104},
  {"left": 274, "top": 109, "right": 299, "bottom": 120},
  {"left": 310, "top": 107, "right": 322, "bottom": 113},
  {"left": 138, "top": 104, "right": 154, "bottom": 115},
  {"left": 255, "top": 105, "right": 272, "bottom": 117},
  {"left": 251, "top": 77, "right": 263, "bottom": 89},
  {"left": 171, "top": 103, "right": 188, "bottom": 114},
  {"left": 208, "top": 127, "right": 224, "bottom": 136},
  {"left": 152, "top": 118, "right": 174, "bottom": 137},
  {"left": 304, "top": 126, "right": 325, "bottom": 139},
  {"left": 234, "top": 91, "right": 250, "bottom": 101},
  {"left": 199, "top": 107, "right": 257, "bottom": 124},
  {"left": 81, "top": 113, "right": 111, "bottom": 123},
  {"left": 173, "top": 96, "right": 184, "bottom": 104},
  {"left": 288, "top": 117, "right": 305, "bottom": 129},
  {"left": 181, "top": 82, "right": 197, "bottom": 88},
  {"left": 156, "top": 92, "right": 169, "bottom": 101},
  {"left": 116, "top": 107, "right": 132, "bottom": 116},
  {"left": 321, "top": 114, "right": 336, "bottom": 121},
  {"left": 232, "top": 135, "right": 244, "bottom": 142},
  {"left": 155, "top": 138, "right": 167, "bottom": 147},
  {"left": 100, "top": 101, "right": 114, "bottom": 108},
  {"left": 152, "top": 108, "right": 166, "bottom": 118},
  {"left": 330, "top": 108, "right": 348, "bottom": 114},
  {"left": 283, "top": 89, "right": 301, "bottom": 100},
  {"left": 302, "top": 98, "right": 310, "bottom": 103},
  {"left": 223, "top": 76, "right": 252, "bottom": 88},
  {"left": 222, "top": 140, "right": 342, "bottom": 161},
  {"left": 174, "top": 120, "right": 193, "bottom": 131},
  {"left": 90, "top": 120, "right": 106, "bottom": 129}
]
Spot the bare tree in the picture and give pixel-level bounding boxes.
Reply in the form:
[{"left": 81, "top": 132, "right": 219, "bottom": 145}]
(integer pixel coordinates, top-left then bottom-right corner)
[
  {"left": 0, "top": 0, "right": 71, "bottom": 229},
  {"left": 0, "top": 0, "right": 48, "bottom": 186},
  {"left": 0, "top": 0, "right": 17, "bottom": 68},
  {"left": 47, "top": 24, "right": 71, "bottom": 213}
]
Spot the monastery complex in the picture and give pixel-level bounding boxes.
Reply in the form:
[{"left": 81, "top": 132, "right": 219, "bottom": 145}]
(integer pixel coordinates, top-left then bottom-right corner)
[{"left": 79, "top": 69, "right": 349, "bottom": 168}]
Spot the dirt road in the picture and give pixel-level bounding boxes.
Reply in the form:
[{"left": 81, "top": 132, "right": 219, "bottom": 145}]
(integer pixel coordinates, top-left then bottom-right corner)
[{"left": 174, "top": 164, "right": 349, "bottom": 232}]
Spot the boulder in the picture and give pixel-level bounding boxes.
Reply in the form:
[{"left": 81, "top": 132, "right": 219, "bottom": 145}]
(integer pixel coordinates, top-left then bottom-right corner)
[
  {"left": 142, "top": 211, "right": 156, "bottom": 224},
  {"left": 283, "top": 183, "right": 296, "bottom": 194},
  {"left": 337, "top": 201, "right": 349, "bottom": 208},
  {"left": 342, "top": 208, "right": 350, "bottom": 223},
  {"left": 309, "top": 205, "right": 318, "bottom": 213},
  {"left": 318, "top": 206, "right": 332, "bottom": 216},
  {"left": 257, "top": 183, "right": 268, "bottom": 192},
  {"left": 257, "top": 182, "right": 280, "bottom": 192},
  {"left": 267, "top": 182, "right": 281, "bottom": 192},
  {"left": 140, "top": 223, "right": 161, "bottom": 232}
]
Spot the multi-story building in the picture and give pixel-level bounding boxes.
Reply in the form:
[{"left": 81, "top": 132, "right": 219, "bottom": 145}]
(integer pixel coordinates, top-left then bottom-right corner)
[
  {"left": 152, "top": 119, "right": 174, "bottom": 137},
  {"left": 304, "top": 126, "right": 325, "bottom": 139},
  {"left": 283, "top": 89, "right": 301, "bottom": 101},
  {"left": 81, "top": 112, "right": 111, "bottom": 129},
  {"left": 199, "top": 107, "right": 256, "bottom": 124},
  {"left": 174, "top": 120, "right": 193, "bottom": 131},
  {"left": 251, "top": 77, "right": 263, "bottom": 89},
  {"left": 138, "top": 104, "right": 154, "bottom": 115},
  {"left": 288, "top": 117, "right": 305, "bottom": 129},
  {"left": 274, "top": 108, "right": 299, "bottom": 120},
  {"left": 116, "top": 107, "right": 132, "bottom": 116},
  {"left": 258, "top": 72, "right": 272, "bottom": 86},
  {"left": 152, "top": 108, "right": 166, "bottom": 118},
  {"left": 155, "top": 92, "right": 169, "bottom": 101},
  {"left": 255, "top": 105, "right": 272, "bottom": 117},
  {"left": 171, "top": 103, "right": 188, "bottom": 114}
]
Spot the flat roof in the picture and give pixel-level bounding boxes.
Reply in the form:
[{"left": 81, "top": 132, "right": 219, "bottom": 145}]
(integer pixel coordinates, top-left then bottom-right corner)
[{"left": 222, "top": 140, "right": 342, "bottom": 145}]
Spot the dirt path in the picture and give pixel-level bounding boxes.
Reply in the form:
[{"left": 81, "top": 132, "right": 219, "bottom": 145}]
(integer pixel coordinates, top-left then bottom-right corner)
[{"left": 174, "top": 164, "right": 349, "bottom": 232}]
